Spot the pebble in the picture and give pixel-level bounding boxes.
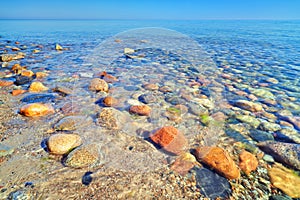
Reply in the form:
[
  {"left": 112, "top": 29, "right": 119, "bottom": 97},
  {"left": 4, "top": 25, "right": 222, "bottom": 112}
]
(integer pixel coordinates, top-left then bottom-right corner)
[
  {"left": 20, "top": 70, "right": 34, "bottom": 77},
  {"left": 239, "top": 150, "right": 258, "bottom": 175},
  {"left": 89, "top": 78, "right": 109, "bottom": 92},
  {"left": 124, "top": 47, "right": 135, "bottom": 54},
  {"left": 257, "top": 141, "right": 300, "bottom": 170},
  {"left": 188, "top": 102, "right": 208, "bottom": 116},
  {"left": 0, "top": 79, "right": 14, "bottom": 87},
  {"left": 159, "top": 85, "right": 173, "bottom": 93},
  {"left": 103, "top": 74, "right": 118, "bottom": 83},
  {"left": 97, "top": 108, "right": 128, "bottom": 130},
  {"left": 127, "top": 99, "right": 143, "bottom": 106},
  {"left": 258, "top": 121, "right": 281, "bottom": 132},
  {"left": 20, "top": 103, "right": 54, "bottom": 117},
  {"left": 249, "top": 129, "right": 274, "bottom": 142},
  {"left": 21, "top": 93, "right": 57, "bottom": 103},
  {"left": 268, "top": 164, "right": 300, "bottom": 198},
  {"left": 35, "top": 72, "right": 48, "bottom": 78},
  {"left": 235, "top": 115, "right": 261, "bottom": 128},
  {"left": 0, "top": 53, "right": 24, "bottom": 62},
  {"left": 61, "top": 102, "right": 81, "bottom": 115},
  {"left": 53, "top": 86, "right": 73, "bottom": 95},
  {"left": 28, "top": 81, "right": 49, "bottom": 92},
  {"left": 64, "top": 143, "right": 100, "bottom": 168},
  {"left": 150, "top": 126, "right": 188, "bottom": 155},
  {"left": 249, "top": 88, "right": 275, "bottom": 100},
  {"left": 234, "top": 100, "right": 263, "bottom": 112},
  {"left": 54, "top": 116, "right": 93, "bottom": 131},
  {"left": 47, "top": 133, "right": 82, "bottom": 155},
  {"left": 194, "top": 146, "right": 240, "bottom": 179},
  {"left": 12, "top": 89, "right": 27, "bottom": 96},
  {"left": 103, "top": 96, "right": 119, "bottom": 107},
  {"left": 129, "top": 105, "right": 151, "bottom": 116},
  {"left": 55, "top": 43, "right": 63, "bottom": 50},
  {"left": 170, "top": 153, "right": 196, "bottom": 176},
  {"left": 143, "top": 83, "right": 159, "bottom": 91},
  {"left": 14, "top": 75, "right": 33, "bottom": 85},
  {"left": 138, "top": 93, "right": 157, "bottom": 104},
  {"left": 263, "top": 154, "right": 275, "bottom": 163},
  {"left": 194, "top": 98, "right": 214, "bottom": 110}
]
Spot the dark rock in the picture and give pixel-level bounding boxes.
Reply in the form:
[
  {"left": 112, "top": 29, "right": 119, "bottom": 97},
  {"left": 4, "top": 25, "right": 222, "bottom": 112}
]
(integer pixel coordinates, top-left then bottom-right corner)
[
  {"left": 193, "top": 167, "right": 232, "bottom": 199},
  {"left": 21, "top": 93, "right": 57, "bottom": 103},
  {"left": 14, "top": 75, "right": 33, "bottom": 86},
  {"left": 138, "top": 94, "right": 157, "bottom": 104},
  {"left": 249, "top": 129, "right": 274, "bottom": 142}
]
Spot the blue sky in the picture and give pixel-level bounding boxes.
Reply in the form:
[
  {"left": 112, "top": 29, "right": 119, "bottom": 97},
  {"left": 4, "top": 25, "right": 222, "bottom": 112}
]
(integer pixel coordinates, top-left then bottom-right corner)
[{"left": 0, "top": 0, "right": 299, "bottom": 20}]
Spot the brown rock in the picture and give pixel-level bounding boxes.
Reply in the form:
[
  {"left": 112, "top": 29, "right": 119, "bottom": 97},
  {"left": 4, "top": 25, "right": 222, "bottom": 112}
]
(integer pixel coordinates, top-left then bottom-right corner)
[
  {"left": 20, "top": 103, "right": 54, "bottom": 117},
  {"left": 29, "top": 81, "right": 49, "bottom": 92},
  {"left": 103, "top": 74, "right": 118, "bottom": 83},
  {"left": 11, "top": 47, "right": 20, "bottom": 51},
  {"left": 194, "top": 146, "right": 240, "bottom": 179},
  {"left": 21, "top": 70, "right": 34, "bottom": 77},
  {"left": 150, "top": 126, "right": 188, "bottom": 155},
  {"left": 159, "top": 86, "right": 173, "bottom": 93},
  {"left": 170, "top": 153, "right": 196, "bottom": 176},
  {"left": 89, "top": 78, "right": 109, "bottom": 92},
  {"left": 143, "top": 83, "right": 159, "bottom": 91},
  {"left": 61, "top": 102, "right": 81, "bottom": 115},
  {"left": 97, "top": 108, "right": 127, "bottom": 130},
  {"left": 47, "top": 133, "right": 82, "bottom": 155},
  {"left": 103, "top": 96, "right": 118, "bottom": 107},
  {"left": 0, "top": 80, "right": 14, "bottom": 87},
  {"left": 234, "top": 100, "right": 263, "bottom": 112},
  {"left": 239, "top": 150, "right": 258, "bottom": 175},
  {"left": 35, "top": 72, "right": 48, "bottom": 78},
  {"left": 129, "top": 105, "right": 151, "bottom": 116},
  {"left": 11, "top": 63, "right": 26, "bottom": 74},
  {"left": 12, "top": 89, "right": 27, "bottom": 96}
]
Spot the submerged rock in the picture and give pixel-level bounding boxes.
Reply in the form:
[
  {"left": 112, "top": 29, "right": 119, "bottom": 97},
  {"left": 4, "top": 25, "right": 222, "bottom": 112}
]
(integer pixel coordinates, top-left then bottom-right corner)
[
  {"left": 239, "top": 150, "right": 258, "bottom": 175},
  {"left": 0, "top": 79, "right": 14, "bottom": 87},
  {"left": 235, "top": 115, "right": 261, "bottom": 128},
  {"left": 20, "top": 103, "right": 54, "bottom": 117},
  {"left": 129, "top": 105, "right": 151, "bottom": 116},
  {"left": 249, "top": 129, "right": 274, "bottom": 142},
  {"left": 96, "top": 108, "right": 128, "bottom": 130},
  {"left": 275, "top": 127, "right": 300, "bottom": 144},
  {"left": 170, "top": 153, "right": 196, "bottom": 176},
  {"left": 54, "top": 116, "right": 93, "bottom": 131},
  {"left": 138, "top": 93, "right": 157, "bottom": 104},
  {"left": 0, "top": 144, "right": 14, "bottom": 157},
  {"left": 21, "top": 93, "right": 57, "bottom": 103},
  {"left": 103, "top": 96, "right": 119, "bottom": 107},
  {"left": 28, "top": 81, "right": 49, "bottom": 92},
  {"left": 249, "top": 88, "right": 275, "bottom": 100},
  {"left": 47, "top": 133, "right": 82, "bottom": 155},
  {"left": 258, "top": 121, "right": 281, "bottom": 132},
  {"left": 234, "top": 100, "right": 263, "bottom": 112},
  {"left": 89, "top": 78, "right": 109, "bottom": 92},
  {"left": 14, "top": 75, "right": 33, "bottom": 86}
]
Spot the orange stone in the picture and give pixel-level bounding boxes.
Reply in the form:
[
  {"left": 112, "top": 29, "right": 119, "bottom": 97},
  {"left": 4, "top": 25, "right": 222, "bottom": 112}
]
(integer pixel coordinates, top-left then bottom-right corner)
[
  {"left": 29, "top": 82, "right": 49, "bottom": 92},
  {"left": 103, "top": 96, "right": 118, "bottom": 107},
  {"left": 150, "top": 126, "right": 188, "bottom": 155},
  {"left": 129, "top": 105, "right": 151, "bottom": 116},
  {"left": 0, "top": 80, "right": 14, "bottom": 87},
  {"left": 11, "top": 63, "right": 26, "bottom": 74},
  {"left": 21, "top": 70, "right": 34, "bottom": 77},
  {"left": 20, "top": 103, "right": 55, "bottom": 117},
  {"left": 239, "top": 150, "right": 258, "bottom": 175},
  {"left": 12, "top": 89, "right": 27, "bottom": 96},
  {"left": 194, "top": 146, "right": 240, "bottom": 179}
]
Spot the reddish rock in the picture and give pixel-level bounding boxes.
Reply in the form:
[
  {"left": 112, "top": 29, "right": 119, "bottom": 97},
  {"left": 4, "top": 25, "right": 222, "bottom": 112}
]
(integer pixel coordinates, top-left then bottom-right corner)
[
  {"left": 103, "top": 96, "right": 118, "bottom": 107},
  {"left": 21, "top": 70, "right": 34, "bottom": 77},
  {"left": 194, "top": 146, "right": 240, "bottom": 180},
  {"left": 170, "top": 153, "right": 196, "bottom": 176},
  {"left": 20, "top": 103, "right": 54, "bottom": 117},
  {"left": 239, "top": 150, "right": 258, "bottom": 175},
  {"left": 150, "top": 126, "right": 188, "bottom": 155},
  {"left": 0, "top": 80, "right": 14, "bottom": 87},
  {"left": 89, "top": 78, "right": 109, "bottom": 92},
  {"left": 12, "top": 89, "right": 27, "bottom": 96},
  {"left": 129, "top": 105, "right": 151, "bottom": 116},
  {"left": 143, "top": 83, "right": 159, "bottom": 91}
]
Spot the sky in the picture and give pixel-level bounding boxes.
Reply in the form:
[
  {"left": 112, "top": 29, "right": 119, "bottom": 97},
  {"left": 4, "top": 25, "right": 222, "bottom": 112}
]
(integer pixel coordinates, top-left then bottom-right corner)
[{"left": 0, "top": 0, "right": 299, "bottom": 20}]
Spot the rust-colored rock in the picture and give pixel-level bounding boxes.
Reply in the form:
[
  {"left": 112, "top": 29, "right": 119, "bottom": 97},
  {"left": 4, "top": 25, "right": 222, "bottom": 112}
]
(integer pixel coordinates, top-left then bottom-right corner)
[
  {"left": 239, "top": 150, "right": 258, "bottom": 175},
  {"left": 150, "top": 126, "right": 188, "bottom": 155},
  {"left": 129, "top": 105, "right": 151, "bottom": 116},
  {"left": 47, "top": 133, "right": 82, "bottom": 155},
  {"left": 0, "top": 80, "right": 14, "bottom": 87},
  {"left": 89, "top": 78, "right": 109, "bottom": 92},
  {"left": 29, "top": 81, "right": 49, "bottom": 92},
  {"left": 12, "top": 89, "right": 27, "bottom": 96},
  {"left": 20, "top": 103, "right": 54, "bottom": 117},
  {"left": 194, "top": 146, "right": 240, "bottom": 179},
  {"left": 103, "top": 96, "right": 118, "bottom": 107},
  {"left": 11, "top": 63, "right": 26, "bottom": 74},
  {"left": 21, "top": 70, "right": 34, "bottom": 77}
]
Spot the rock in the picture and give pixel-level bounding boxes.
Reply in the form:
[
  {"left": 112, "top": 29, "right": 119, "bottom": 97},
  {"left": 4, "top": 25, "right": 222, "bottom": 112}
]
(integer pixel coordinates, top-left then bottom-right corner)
[
  {"left": 14, "top": 75, "right": 33, "bottom": 85},
  {"left": 129, "top": 105, "right": 151, "bottom": 116},
  {"left": 211, "top": 111, "right": 227, "bottom": 122},
  {"left": 239, "top": 150, "right": 258, "bottom": 175},
  {"left": 29, "top": 81, "right": 49, "bottom": 92},
  {"left": 275, "top": 127, "right": 300, "bottom": 143},
  {"left": 257, "top": 141, "right": 300, "bottom": 170},
  {"left": 89, "top": 78, "right": 109, "bottom": 92},
  {"left": 258, "top": 121, "right": 281, "bottom": 132},
  {"left": 47, "top": 133, "right": 82, "bottom": 155},
  {"left": 103, "top": 74, "right": 118, "bottom": 83},
  {"left": 269, "top": 195, "right": 293, "bottom": 200},
  {"left": 54, "top": 116, "right": 93, "bottom": 131},
  {"left": 35, "top": 72, "right": 48, "bottom": 78},
  {"left": 266, "top": 78, "right": 279, "bottom": 84},
  {"left": 170, "top": 153, "right": 196, "bottom": 176},
  {"left": 194, "top": 146, "right": 240, "bottom": 179},
  {"left": 0, "top": 79, "right": 14, "bottom": 87},
  {"left": 234, "top": 100, "right": 263, "bottom": 112},
  {"left": 61, "top": 102, "right": 81, "bottom": 115},
  {"left": 249, "top": 129, "right": 274, "bottom": 142},
  {"left": 124, "top": 48, "right": 135, "bottom": 54},
  {"left": 53, "top": 86, "right": 73, "bottom": 95},
  {"left": 7, "top": 189, "right": 31, "bottom": 200},
  {"left": 55, "top": 43, "right": 63, "bottom": 50},
  {"left": 236, "top": 115, "right": 261, "bottom": 128},
  {"left": 268, "top": 164, "right": 300, "bottom": 198},
  {"left": 282, "top": 116, "right": 300, "bottom": 131},
  {"left": 103, "top": 96, "right": 119, "bottom": 107},
  {"left": 249, "top": 88, "right": 275, "bottom": 100},
  {"left": 143, "top": 83, "right": 159, "bottom": 91},
  {"left": 138, "top": 93, "right": 157, "bottom": 104},
  {"left": 150, "top": 126, "right": 188, "bottom": 155},
  {"left": 12, "top": 89, "right": 27, "bottom": 96},
  {"left": 11, "top": 63, "right": 26, "bottom": 74},
  {"left": 32, "top": 49, "right": 40, "bottom": 53},
  {"left": 97, "top": 108, "right": 128, "bottom": 130},
  {"left": 188, "top": 102, "right": 208, "bottom": 116},
  {"left": 21, "top": 93, "right": 57, "bottom": 103},
  {"left": 164, "top": 107, "right": 182, "bottom": 123},
  {"left": 0, "top": 53, "right": 24, "bottom": 62},
  {"left": 193, "top": 167, "right": 232, "bottom": 199},
  {"left": 64, "top": 143, "right": 99, "bottom": 168},
  {"left": 194, "top": 98, "right": 214, "bottom": 110},
  {"left": 166, "top": 95, "right": 186, "bottom": 105},
  {"left": 0, "top": 144, "right": 14, "bottom": 157},
  {"left": 20, "top": 70, "right": 34, "bottom": 77},
  {"left": 20, "top": 103, "right": 54, "bottom": 117},
  {"left": 127, "top": 99, "right": 143, "bottom": 106},
  {"left": 159, "top": 85, "right": 173, "bottom": 93}
]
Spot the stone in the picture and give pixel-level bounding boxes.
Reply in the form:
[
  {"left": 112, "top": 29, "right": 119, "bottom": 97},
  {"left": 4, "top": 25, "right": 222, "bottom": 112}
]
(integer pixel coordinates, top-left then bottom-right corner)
[
  {"left": 11, "top": 63, "right": 26, "bottom": 74},
  {"left": 61, "top": 102, "right": 81, "bottom": 115},
  {"left": 257, "top": 141, "right": 300, "bottom": 170},
  {"left": 35, "top": 72, "right": 48, "bottom": 78},
  {"left": 0, "top": 144, "right": 14, "bottom": 157},
  {"left": 0, "top": 53, "right": 24, "bottom": 62},
  {"left": 195, "top": 98, "right": 214, "bottom": 110},
  {"left": 269, "top": 195, "right": 293, "bottom": 200},
  {"left": 236, "top": 115, "right": 261, "bottom": 128},
  {"left": 103, "top": 96, "right": 119, "bottom": 107},
  {"left": 266, "top": 78, "right": 279, "bottom": 84},
  {"left": 12, "top": 89, "right": 27, "bottom": 96},
  {"left": 0, "top": 79, "right": 14, "bottom": 87},
  {"left": 159, "top": 85, "right": 173, "bottom": 93},
  {"left": 282, "top": 116, "right": 300, "bottom": 131},
  {"left": 47, "top": 133, "right": 82, "bottom": 155},
  {"left": 20, "top": 103, "right": 54, "bottom": 117},
  {"left": 138, "top": 93, "right": 157, "bottom": 104},
  {"left": 188, "top": 102, "right": 208, "bottom": 116},
  {"left": 97, "top": 108, "right": 128, "bottom": 130},
  {"left": 166, "top": 95, "right": 186, "bottom": 105},
  {"left": 32, "top": 49, "right": 40, "bottom": 53},
  {"left": 55, "top": 43, "right": 63, "bottom": 50},
  {"left": 103, "top": 74, "right": 118, "bottom": 83},
  {"left": 194, "top": 146, "right": 240, "bottom": 179},
  {"left": 211, "top": 111, "right": 227, "bottom": 122},
  {"left": 14, "top": 75, "right": 33, "bottom": 85},
  {"left": 275, "top": 127, "right": 300, "bottom": 143},
  {"left": 193, "top": 167, "right": 232, "bottom": 199},
  {"left": 21, "top": 93, "right": 57, "bottom": 103},
  {"left": 64, "top": 143, "right": 100, "bottom": 168},
  {"left": 29, "top": 81, "right": 49, "bottom": 92},
  {"left": 7, "top": 189, "right": 31, "bottom": 200},
  {"left": 89, "top": 78, "right": 109, "bottom": 92},
  {"left": 268, "top": 164, "right": 300, "bottom": 198},
  {"left": 258, "top": 121, "right": 281, "bottom": 132},
  {"left": 54, "top": 116, "right": 93, "bottom": 131},
  {"left": 239, "top": 150, "right": 258, "bottom": 175},
  {"left": 53, "top": 86, "right": 73, "bottom": 95},
  {"left": 124, "top": 47, "right": 135, "bottom": 54},
  {"left": 234, "top": 100, "right": 263, "bottom": 112},
  {"left": 150, "top": 126, "right": 188, "bottom": 155},
  {"left": 249, "top": 88, "right": 275, "bottom": 100},
  {"left": 20, "top": 70, "right": 34, "bottom": 77},
  {"left": 249, "top": 129, "right": 274, "bottom": 142},
  {"left": 170, "top": 153, "right": 196, "bottom": 176},
  {"left": 143, "top": 83, "right": 159, "bottom": 91},
  {"left": 129, "top": 105, "right": 151, "bottom": 116}
]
